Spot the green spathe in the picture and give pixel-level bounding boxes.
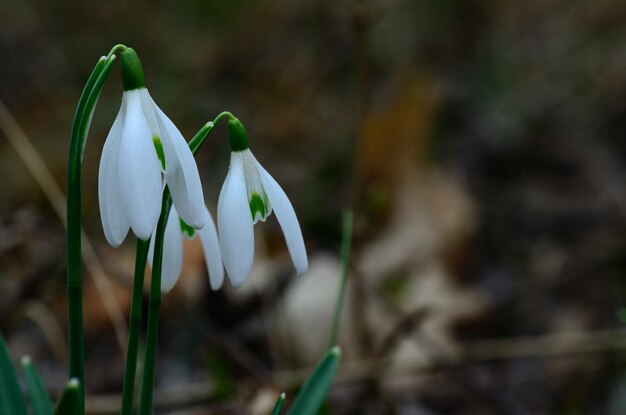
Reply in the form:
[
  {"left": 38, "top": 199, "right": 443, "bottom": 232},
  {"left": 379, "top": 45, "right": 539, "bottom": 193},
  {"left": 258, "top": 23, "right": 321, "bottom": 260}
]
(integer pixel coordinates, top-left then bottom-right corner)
[
  {"left": 228, "top": 118, "right": 249, "bottom": 152},
  {"left": 120, "top": 48, "right": 146, "bottom": 91}
]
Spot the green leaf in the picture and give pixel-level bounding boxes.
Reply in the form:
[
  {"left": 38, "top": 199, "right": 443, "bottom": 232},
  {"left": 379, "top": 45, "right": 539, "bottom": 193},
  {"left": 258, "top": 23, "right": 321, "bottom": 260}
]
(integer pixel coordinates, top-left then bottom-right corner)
[
  {"left": 0, "top": 333, "right": 27, "bottom": 415},
  {"left": 271, "top": 392, "right": 286, "bottom": 415},
  {"left": 21, "top": 356, "right": 53, "bottom": 415},
  {"left": 287, "top": 346, "right": 341, "bottom": 415},
  {"left": 54, "top": 379, "right": 80, "bottom": 415},
  {"left": 328, "top": 210, "right": 353, "bottom": 348}
]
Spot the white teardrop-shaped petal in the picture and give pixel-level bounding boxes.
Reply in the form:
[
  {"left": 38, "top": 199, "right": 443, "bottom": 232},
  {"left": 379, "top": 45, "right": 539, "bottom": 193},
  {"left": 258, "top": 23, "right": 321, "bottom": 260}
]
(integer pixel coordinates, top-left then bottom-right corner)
[
  {"left": 198, "top": 207, "right": 224, "bottom": 290},
  {"left": 138, "top": 89, "right": 160, "bottom": 139},
  {"left": 148, "top": 206, "right": 184, "bottom": 293},
  {"left": 117, "top": 90, "right": 163, "bottom": 240},
  {"left": 255, "top": 158, "right": 308, "bottom": 276},
  {"left": 98, "top": 98, "right": 130, "bottom": 247},
  {"left": 218, "top": 153, "right": 254, "bottom": 288},
  {"left": 151, "top": 99, "right": 206, "bottom": 230}
]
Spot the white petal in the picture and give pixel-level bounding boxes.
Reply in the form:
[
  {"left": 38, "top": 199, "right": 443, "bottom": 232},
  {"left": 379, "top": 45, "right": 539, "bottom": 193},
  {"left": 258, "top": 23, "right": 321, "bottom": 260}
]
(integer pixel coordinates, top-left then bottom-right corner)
[
  {"left": 98, "top": 99, "right": 130, "bottom": 247},
  {"left": 148, "top": 206, "right": 184, "bottom": 293},
  {"left": 255, "top": 159, "right": 308, "bottom": 275},
  {"left": 117, "top": 90, "right": 163, "bottom": 240},
  {"left": 151, "top": 99, "right": 206, "bottom": 230},
  {"left": 218, "top": 153, "right": 254, "bottom": 287},
  {"left": 138, "top": 89, "right": 160, "bottom": 138},
  {"left": 198, "top": 207, "right": 224, "bottom": 290}
]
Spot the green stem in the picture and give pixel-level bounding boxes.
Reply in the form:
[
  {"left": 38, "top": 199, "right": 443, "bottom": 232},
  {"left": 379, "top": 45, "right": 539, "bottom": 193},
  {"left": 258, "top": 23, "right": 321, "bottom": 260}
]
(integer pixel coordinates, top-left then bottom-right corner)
[
  {"left": 188, "top": 111, "right": 235, "bottom": 155},
  {"left": 328, "top": 210, "right": 353, "bottom": 348},
  {"left": 211, "top": 110, "right": 235, "bottom": 127},
  {"left": 106, "top": 44, "right": 129, "bottom": 59},
  {"left": 120, "top": 238, "right": 150, "bottom": 415},
  {"left": 137, "top": 115, "right": 231, "bottom": 414},
  {"left": 66, "top": 43, "right": 126, "bottom": 415},
  {"left": 138, "top": 190, "right": 171, "bottom": 415}
]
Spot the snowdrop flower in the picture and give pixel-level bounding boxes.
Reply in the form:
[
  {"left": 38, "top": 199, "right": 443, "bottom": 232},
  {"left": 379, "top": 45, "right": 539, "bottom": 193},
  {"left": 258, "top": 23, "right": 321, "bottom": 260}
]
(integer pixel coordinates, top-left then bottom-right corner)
[
  {"left": 148, "top": 205, "right": 223, "bottom": 293},
  {"left": 218, "top": 117, "right": 307, "bottom": 287},
  {"left": 98, "top": 48, "right": 206, "bottom": 247}
]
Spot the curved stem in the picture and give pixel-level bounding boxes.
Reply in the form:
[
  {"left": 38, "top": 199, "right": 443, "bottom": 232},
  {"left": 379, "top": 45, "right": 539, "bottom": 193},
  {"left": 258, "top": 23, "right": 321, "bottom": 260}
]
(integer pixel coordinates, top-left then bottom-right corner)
[
  {"left": 66, "top": 46, "right": 120, "bottom": 415},
  {"left": 212, "top": 110, "right": 235, "bottom": 126},
  {"left": 120, "top": 238, "right": 150, "bottom": 415},
  {"left": 107, "top": 44, "right": 129, "bottom": 59},
  {"left": 188, "top": 111, "right": 235, "bottom": 155}
]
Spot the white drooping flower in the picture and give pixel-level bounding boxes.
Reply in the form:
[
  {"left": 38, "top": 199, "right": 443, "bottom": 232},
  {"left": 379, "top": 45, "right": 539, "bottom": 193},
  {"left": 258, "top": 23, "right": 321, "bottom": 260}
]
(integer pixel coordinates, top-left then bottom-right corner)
[
  {"left": 148, "top": 205, "right": 223, "bottom": 293},
  {"left": 217, "top": 118, "right": 307, "bottom": 287},
  {"left": 98, "top": 49, "right": 206, "bottom": 247}
]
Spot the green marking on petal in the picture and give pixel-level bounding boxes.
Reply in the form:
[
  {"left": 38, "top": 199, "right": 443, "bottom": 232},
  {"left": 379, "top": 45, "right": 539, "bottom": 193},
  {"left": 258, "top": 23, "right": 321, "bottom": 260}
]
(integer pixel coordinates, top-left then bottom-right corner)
[
  {"left": 153, "top": 135, "right": 166, "bottom": 170},
  {"left": 249, "top": 192, "right": 268, "bottom": 221},
  {"left": 179, "top": 218, "right": 196, "bottom": 238}
]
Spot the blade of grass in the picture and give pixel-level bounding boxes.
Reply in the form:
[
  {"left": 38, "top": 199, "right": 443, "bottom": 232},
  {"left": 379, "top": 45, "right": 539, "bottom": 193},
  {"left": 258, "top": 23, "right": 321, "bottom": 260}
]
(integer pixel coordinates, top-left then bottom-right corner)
[
  {"left": 271, "top": 392, "right": 286, "bottom": 415},
  {"left": 287, "top": 346, "right": 341, "bottom": 415},
  {"left": 0, "top": 97, "right": 129, "bottom": 354},
  {"left": 21, "top": 356, "right": 53, "bottom": 415},
  {"left": 0, "top": 333, "right": 28, "bottom": 415},
  {"left": 54, "top": 379, "right": 80, "bottom": 415},
  {"left": 328, "top": 210, "right": 353, "bottom": 348}
]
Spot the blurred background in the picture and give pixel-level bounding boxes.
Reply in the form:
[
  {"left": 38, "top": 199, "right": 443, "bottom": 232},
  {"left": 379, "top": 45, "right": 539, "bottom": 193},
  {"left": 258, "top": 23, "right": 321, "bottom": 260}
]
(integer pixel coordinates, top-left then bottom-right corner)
[{"left": 1, "top": 0, "right": 626, "bottom": 413}]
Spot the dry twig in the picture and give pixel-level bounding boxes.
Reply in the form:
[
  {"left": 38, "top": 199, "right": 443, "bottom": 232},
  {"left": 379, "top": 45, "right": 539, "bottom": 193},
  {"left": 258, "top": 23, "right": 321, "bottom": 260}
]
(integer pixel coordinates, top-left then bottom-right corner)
[{"left": 0, "top": 99, "right": 128, "bottom": 357}]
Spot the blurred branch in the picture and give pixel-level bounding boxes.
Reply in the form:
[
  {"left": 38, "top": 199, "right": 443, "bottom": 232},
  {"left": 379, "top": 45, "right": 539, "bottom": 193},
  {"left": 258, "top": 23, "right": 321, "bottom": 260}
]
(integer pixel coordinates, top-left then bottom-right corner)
[
  {"left": 373, "top": 307, "right": 429, "bottom": 358},
  {"left": 82, "top": 326, "right": 626, "bottom": 413},
  {"left": 169, "top": 302, "right": 277, "bottom": 387},
  {"left": 347, "top": 0, "right": 376, "bottom": 361},
  {"left": 22, "top": 301, "right": 67, "bottom": 364},
  {"left": 462, "top": 327, "right": 626, "bottom": 361},
  {"left": 86, "top": 381, "right": 216, "bottom": 415},
  {"left": 0, "top": 99, "right": 128, "bottom": 358},
  {"left": 274, "top": 327, "right": 626, "bottom": 387}
]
